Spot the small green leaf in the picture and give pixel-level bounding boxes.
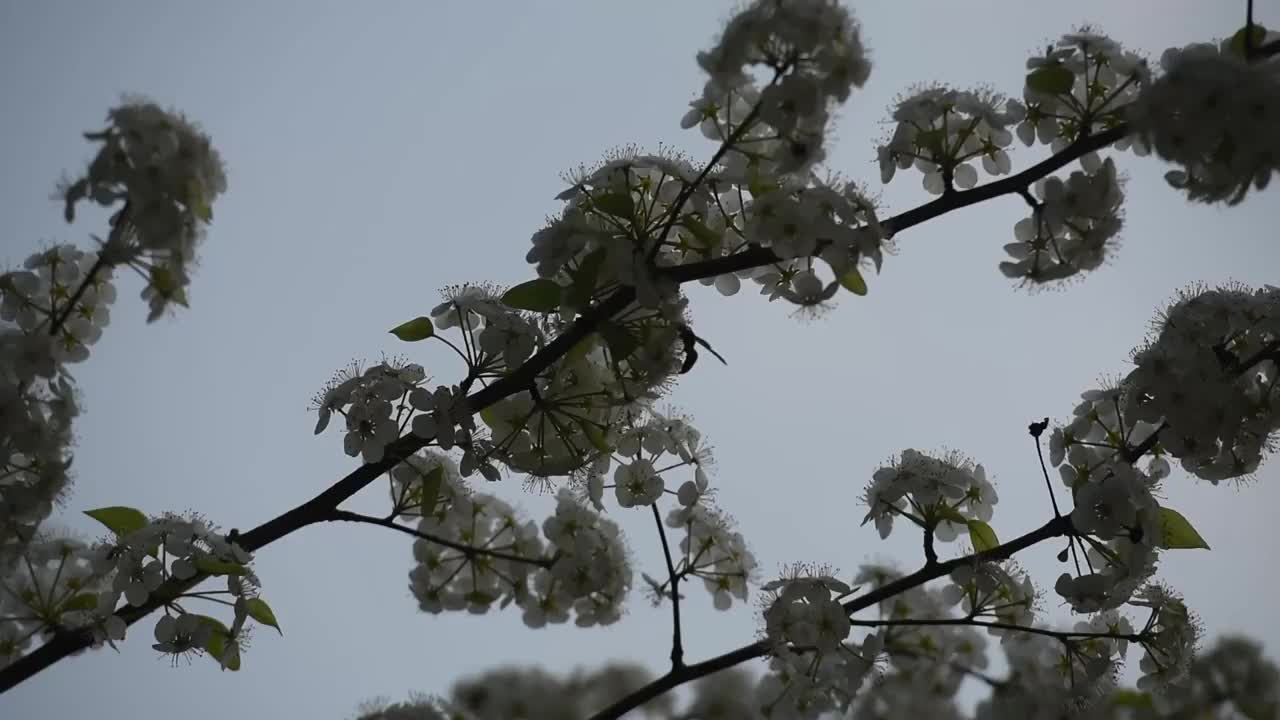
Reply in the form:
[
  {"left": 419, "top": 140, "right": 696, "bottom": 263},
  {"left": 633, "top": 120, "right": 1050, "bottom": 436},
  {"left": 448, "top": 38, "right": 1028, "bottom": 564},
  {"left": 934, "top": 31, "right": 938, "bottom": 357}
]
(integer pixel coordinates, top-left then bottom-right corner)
[
  {"left": 186, "top": 178, "right": 213, "bottom": 222},
  {"left": 194, "top": 557, "right": 250, "bottom": 576},
  {"left": 1111, "top": 689, "right": 1153, "bottom": 710},
  {"left": 934, "top": 505, "right": 967, "bottom": 525},
  {"left": 84, "top": 507, "right": 149, "bottom": 538},
  {"left": 679, "top": 215, "right": 721, "bottom": 248},
  {"left": 244, "top": 597, "right": 282, "bottom": 635},
  {"left": 839, "top": 267, "right": 868, "bottom": 296},
  {"left": 389, "top": 317, "right": 434, "bottom": 342},
  {"left": 502, "top": 278, "right": 563, "bottom": 313},
  {"left": 567, "top": 248, "right": 607, "bottom": 309},
  {"left": 195, "top": 615, "right": 241, "bottom": 671},
  {"left": 466, "top": 591, "right": 496, "bottom": 605},
  {"left": 62, "top": 592, "right": 100, "bottom": 613},
  {"left": 593, "top": 192, "right": 634, "bottom": 219},
  {"left": 1157, "top": 507, "right": 1211, "bottom": 550},
  {"left": 1229, "top": 24, "right": 1268, "bottom": 58},
  {"left": 583, "top": 424, "right": 611, "bottom": 454},
  {"left": 420, "top": 466, "right": 444, "bottom": 514},
  {"left": 598, "top": 321, "right": 639, "bottom": 361},
  {"left": 1026, "top": 64, "right": 1075, "bottom": 95},
  {"left": 967, "top": 520, "right": 1000, "bottom": 553}
]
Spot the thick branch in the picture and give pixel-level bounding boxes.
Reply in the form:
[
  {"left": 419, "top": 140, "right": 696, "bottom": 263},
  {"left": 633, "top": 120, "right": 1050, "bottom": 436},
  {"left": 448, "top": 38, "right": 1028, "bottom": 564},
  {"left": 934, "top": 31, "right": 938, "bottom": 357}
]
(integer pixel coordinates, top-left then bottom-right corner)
[
  {"left": 587, "top": 514, "right": 1072, "bottom": 720},
  {"left": 0, "top": 114, "right": 1123, "bottom": 695}
]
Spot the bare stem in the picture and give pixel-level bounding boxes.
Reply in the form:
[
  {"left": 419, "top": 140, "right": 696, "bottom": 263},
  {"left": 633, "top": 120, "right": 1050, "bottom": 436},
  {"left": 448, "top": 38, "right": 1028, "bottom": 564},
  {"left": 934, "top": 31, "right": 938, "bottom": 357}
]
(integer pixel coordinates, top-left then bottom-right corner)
[
  {"left": 324, "top": 509, "right": 552, "bottom": 568},
  {"left": 652, "top": 503, "right": 684, "bottom": 669}
]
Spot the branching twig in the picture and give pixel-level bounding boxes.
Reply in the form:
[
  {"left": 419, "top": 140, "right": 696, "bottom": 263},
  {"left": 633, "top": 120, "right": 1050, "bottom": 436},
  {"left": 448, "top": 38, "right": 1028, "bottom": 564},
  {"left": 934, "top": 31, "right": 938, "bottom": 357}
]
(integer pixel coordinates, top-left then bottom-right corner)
[
  {"left": 586, "top": 515, "right": 1072, "bottom": 720},
  {"left": 651, "top": 503, "right": 684, "bottom": 669},
  {"left": 0, "top": 98, "right": 1127, "bottom": 696},
  {"left": 325, "top": 509, "right": 552, "bottom": 568}
]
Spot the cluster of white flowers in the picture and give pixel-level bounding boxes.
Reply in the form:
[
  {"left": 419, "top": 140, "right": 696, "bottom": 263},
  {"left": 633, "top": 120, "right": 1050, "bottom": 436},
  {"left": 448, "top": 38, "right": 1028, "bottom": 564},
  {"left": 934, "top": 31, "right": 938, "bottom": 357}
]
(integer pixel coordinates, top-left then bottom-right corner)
[
  {"left": 2, "top": 246, "right": 116, "bottom": 368},
  {"left": 1122, "top": 284, "right": 1280, "bottom": 483},
  {"left": 692, "top": 0, "right": 870, "bottom": 177},
  {"left": 408, "top": 476, "right": 544, "bottom": 615},
  {"left": 6, "top": 511, "right": 268, "bottom": 671},
  {"left": 312, "top": 358, "right": 487, "bottom": 468},
  {"left": 1130, "top": 584, "right": 1201, "bottom": 690},
  {"left": 60, "top": 98, "right": 226, "bottom": 320},
  {"left": 430, "top": 284, "right": 544, "bottom": 372},
  {"left": 861, "top": 449, "right": 997, "bottom": 541},
  {"left": 940, "top": 561, "right": 1037, "bottom": 633},
  {"left": 1128, "top": 31, "right": 1280, "bottom": 204},
  {"left": 356, "top": 662, "right": 669, "bottom": 720},
  {"left": 0, "top": 536, "right": 107, "bottom": 668},
  {"left": 1016, "top": 31, "right": 1150, "bottom": 153},
  {"left": 516, "top": 490, "right": 631, "bottom": 628},
  {"left": 2, "top": 100, "right": 224, "bottom": 594},
  {"left": 1049, "top": 396, "right": 1165, "bottom": 612},
  {"left": 1000, "top": 157, "right": 1125, "bottom": 285},
  {"left": 878, "top": 86, "right": 1025, "bottom": 193}
]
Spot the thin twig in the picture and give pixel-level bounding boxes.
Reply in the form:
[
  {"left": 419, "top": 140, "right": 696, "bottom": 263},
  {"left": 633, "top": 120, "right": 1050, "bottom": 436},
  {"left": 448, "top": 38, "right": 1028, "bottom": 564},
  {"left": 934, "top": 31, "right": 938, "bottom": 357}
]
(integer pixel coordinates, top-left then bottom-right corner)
[
  {"left": 651, "top": 503, "right": 684, "bottom": 669},
  {"left": 326, "top": 509, "right": 551, "bottom": 568}
]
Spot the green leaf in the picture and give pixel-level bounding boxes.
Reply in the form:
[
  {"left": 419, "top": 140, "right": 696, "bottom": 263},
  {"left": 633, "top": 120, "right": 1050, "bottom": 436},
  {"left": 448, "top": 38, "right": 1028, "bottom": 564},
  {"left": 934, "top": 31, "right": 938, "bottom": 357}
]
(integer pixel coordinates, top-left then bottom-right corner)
[
  {"left": 419, "top": 466, "right": 444, "bottom": 514},
  {"left": 194, "top": 557, "right": 250, "bottom": 576},
  {"left": 839, "top": 267, "right": 868, "bottom": 296},
  {"left": 680, "top": 215, "right": 721, "bottom": 248},
  {"left": 1229, "top": 24, "right": 1268, "bottom": 58},
  {"left": 195, "top": 615, "right": 241, "bottom": 671},
  {"left": 502, "top": 278, "right": 563, "bottom": 313},
  {"left": 84, "top": 506, "right": 149, "bottom": 538},
  {"left": 967, "top": 520, "right": 1000, "bottom": 553},
  {"left": 597, "top": 321, "right": 639, "bottom": 361},
  {"left": 186, "top": 178, "right": 213, "bottom": 222},
  {"left": 593, "top": 192, "right": 634, "bottom": 219},
  {"left": 244, "top": 597, "right": 282, "bottom": 635},
  {"left": 567, "top": 248, "right": 607, "bottom": 309},
  {"left": 1026, "top": 64, "right": 1075, "bottom": 95},
  {"left": 1157, "top": 507, "right": 1211, "bottom": 550},
  {"left": 62, "top": 592, "right": 100, "bottom": 613},
  {"left": 1111, "top": 689, "right": 1153, "bottom": 710},
  {"left": 388, "top": 316, "right": 434, "bottom": 342},
  {"left": 466, "top": 591, "right": 496, "bottom": 605},
  {"left": 934, "top": 505, "right": 967, "bottom": 524},
  {"left": 583, "top": 424, "right": 612, "bottom": 454}
]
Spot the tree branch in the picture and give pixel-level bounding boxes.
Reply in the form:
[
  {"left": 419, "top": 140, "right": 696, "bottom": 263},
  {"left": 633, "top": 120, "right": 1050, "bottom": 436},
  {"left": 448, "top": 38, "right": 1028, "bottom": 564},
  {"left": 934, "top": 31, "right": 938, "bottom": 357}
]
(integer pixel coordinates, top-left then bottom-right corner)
[
  {"left": 324, "top": 509, "right": 551, "bottom": 568},
  {"left": 587, "top": 514, "right": 1072, "bottom": 720},
  {"left": 0, "top": 112, "right": 1123, "bottom": 695},
  {"left": 651, "top": 503, "right": 684, "bottom": 669}
]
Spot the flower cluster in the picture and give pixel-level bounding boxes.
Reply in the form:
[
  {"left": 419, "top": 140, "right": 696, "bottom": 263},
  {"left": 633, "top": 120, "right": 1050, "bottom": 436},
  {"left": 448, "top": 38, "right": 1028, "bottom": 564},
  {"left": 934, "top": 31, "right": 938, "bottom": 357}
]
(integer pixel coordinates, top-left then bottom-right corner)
[
  {"left": 692, "top": 0, "right": 871, "bottom": 177},
  {"left": 1128, "top": 32, "right": 1280, "bottom": 204},
  {"left": 750, "top": 566, "right": 903, "bottom": 718},
  {"left": 61, "top": 97, "right": 226, "bottom": 320},
  {"left": 312, "top": 358, "right": 486, "bottom": 468},
  {"left": 356, "top": 662, "right": 669, "bottom": 720},
  {"left": 878, "top": 86, "right": 1025, "bottom": 193},
  {"left": 1121, "top": 284, "right": 1280, "bottom": 483},
  {"left": 940, "top": 561, "right": 1038, "bottom": 634},
  {"left": 861, "top": 449, "right": 997, "bottom": 542},
  {"left": 518, "top": 490, "right": 631, "bottom": 628},
  {"left": 1016, "top": 30, "right": 1150, "bottom": 152},
  {"left": 1000, "top": 157, "right": 1124, "bottom": 286},
  {"left": 430, "top": 284, "right": 544, "bottom": 373},
  {"left": 408, "top": 477, "right": 545, "bottom": 616},
  {"left": 0, "top": 536, "right": 108, "bottom": 668}
]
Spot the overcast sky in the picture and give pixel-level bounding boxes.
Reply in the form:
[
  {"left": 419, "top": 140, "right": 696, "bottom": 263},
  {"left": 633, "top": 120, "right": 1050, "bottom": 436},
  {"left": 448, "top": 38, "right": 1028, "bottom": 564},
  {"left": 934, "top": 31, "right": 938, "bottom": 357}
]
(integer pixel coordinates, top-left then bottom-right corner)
[{"left": 2, "top": 1, "right": 1278, "bottom": 718}]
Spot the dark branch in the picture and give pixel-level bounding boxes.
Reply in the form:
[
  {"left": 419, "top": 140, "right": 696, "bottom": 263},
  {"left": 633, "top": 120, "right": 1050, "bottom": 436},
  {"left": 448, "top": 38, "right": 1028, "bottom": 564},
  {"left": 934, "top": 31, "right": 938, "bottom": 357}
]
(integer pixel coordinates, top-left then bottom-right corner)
[{"left": 0, "top": 112, "right": 1126, "bottom": 696}]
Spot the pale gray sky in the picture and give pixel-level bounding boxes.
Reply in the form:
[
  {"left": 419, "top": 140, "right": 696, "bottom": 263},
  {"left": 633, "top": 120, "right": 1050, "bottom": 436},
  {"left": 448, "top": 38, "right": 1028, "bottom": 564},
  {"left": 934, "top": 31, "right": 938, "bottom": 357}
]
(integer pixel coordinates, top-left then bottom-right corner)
[{"left": 2, "top": 2, "right": 1278, "bottom": 718}]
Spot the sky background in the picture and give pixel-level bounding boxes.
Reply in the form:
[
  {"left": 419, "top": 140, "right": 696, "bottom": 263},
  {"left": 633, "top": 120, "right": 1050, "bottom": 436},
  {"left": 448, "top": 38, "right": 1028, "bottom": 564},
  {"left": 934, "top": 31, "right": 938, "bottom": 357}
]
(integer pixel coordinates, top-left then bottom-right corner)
[{"left": 2, "top": 1, "right": 1279, "bottom": 718}]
